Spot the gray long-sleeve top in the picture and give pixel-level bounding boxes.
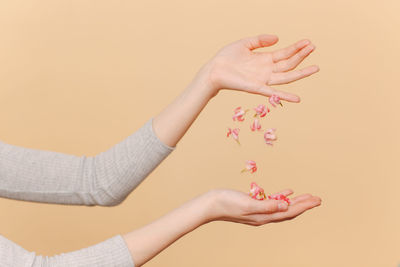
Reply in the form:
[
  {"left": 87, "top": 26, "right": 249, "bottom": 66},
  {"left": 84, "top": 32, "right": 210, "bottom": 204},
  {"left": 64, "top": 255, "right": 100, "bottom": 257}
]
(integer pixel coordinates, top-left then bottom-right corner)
[{"left": 0, "top": 118, "right": 175, "bottom": 266}]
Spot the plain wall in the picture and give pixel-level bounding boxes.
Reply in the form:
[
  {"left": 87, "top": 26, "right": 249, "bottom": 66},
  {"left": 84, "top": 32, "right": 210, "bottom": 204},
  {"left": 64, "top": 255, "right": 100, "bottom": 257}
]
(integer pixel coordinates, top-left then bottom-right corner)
[{"left": 0, "top": 0, "right": 399, "bottom": 266}]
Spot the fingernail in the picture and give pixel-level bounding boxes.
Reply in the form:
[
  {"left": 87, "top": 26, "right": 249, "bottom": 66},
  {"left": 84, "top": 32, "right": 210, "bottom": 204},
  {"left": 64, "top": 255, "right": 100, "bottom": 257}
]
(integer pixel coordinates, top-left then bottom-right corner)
[{"left": 278, "top": 202, "right": 288, "bottom": 211}]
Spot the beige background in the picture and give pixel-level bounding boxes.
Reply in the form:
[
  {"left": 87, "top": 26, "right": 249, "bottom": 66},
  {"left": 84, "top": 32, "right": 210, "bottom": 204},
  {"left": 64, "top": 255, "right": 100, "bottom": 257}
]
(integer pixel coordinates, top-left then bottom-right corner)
[{"left": 0, "top": 0, "right": 399, "bottom": 266}]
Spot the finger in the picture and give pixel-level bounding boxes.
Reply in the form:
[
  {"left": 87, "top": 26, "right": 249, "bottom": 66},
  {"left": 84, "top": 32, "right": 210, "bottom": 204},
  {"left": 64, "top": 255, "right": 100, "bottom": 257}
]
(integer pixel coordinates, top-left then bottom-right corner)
[
  {"left": 267, "top": 192, "right": 309, "bottom": 206},
  {"left": 269, "top": 65, "right": 320, "bottom": 85},
  {"left": 270, "top": 188, "right": 294, "bottom": 198},
  {"left": 273, "top": 44, "right": 316, "bottom": 72},
  {"left": 256, "top": 84, "right": 301, "bottom": 103},
  {"left": 241, "top": 34, "right": 279, "bottom": 51},
  {"left": 245, "top": 198, "right": 289, "bottom": 215},
  {"left": 242, "top": 196, "right": 321, "bottom": 226},
  {"left": 272, "top": 39, "right": 311, "bottom": 62},
  {"left": 288, "top": 194, "right": 313, "bottom": 205},
  {"left": 245, "top": 189, "right": 294, "bottom": 215},
  {"left": 268, "top": 195, "right": 322, "bottom": 222}
]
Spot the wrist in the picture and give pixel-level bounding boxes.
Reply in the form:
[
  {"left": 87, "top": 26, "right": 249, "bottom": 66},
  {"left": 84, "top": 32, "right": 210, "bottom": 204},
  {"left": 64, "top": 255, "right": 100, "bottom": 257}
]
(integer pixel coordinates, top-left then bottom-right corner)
[
  {"left": 198, "top": 190, "right": 223, "bottom": 223},
  {"left": 189, "top": 60, "right": 220, "bottom": 99}
]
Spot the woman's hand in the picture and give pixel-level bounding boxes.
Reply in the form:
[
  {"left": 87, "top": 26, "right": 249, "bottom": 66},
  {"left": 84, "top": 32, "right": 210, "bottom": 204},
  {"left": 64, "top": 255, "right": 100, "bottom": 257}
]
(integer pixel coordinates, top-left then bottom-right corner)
[
  {"left": 207, "top": 188, "right": 322, "bottom": 226},
  {"left": 201, "top": 34, "right": 319, "bottom": 102},
  {"left": 123, "top": 188, "right": 321, "bottom": 266},
  {"left": 153, "top": 34, "right": 319, "bottom": 148}
]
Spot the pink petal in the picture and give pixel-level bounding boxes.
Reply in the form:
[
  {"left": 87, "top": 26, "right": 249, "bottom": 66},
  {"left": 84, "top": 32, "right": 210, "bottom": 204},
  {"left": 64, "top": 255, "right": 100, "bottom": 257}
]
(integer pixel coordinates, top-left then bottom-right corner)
[
  {"left": 227, "top": 128, "right": 240, "bottom": 144},
  {"left": 227, "top": 128, "right": 232, "bottom": 137},
  {"left": 250, "top": 119, "right": 261, "bottom": 131},
  {"left": 264, "top": 128, "right": 277, "bottom": 145},
  {"left": 268, "top": 96, "right": 276, "bottom": 107},
  {"left": 268, "top": 95, "right": 281, "bottom": 108},
  {"left": 249, "top": 182, "right": 266, "bottom": 200},
  {"left": 245, "top": 160, "right": 257, "bottom": 170},
  {"left": 232, "top": 107, "right": 248, "bottom": 121},
  {"left": 254, "top": 104, "right": 268, "bottom": 118}
]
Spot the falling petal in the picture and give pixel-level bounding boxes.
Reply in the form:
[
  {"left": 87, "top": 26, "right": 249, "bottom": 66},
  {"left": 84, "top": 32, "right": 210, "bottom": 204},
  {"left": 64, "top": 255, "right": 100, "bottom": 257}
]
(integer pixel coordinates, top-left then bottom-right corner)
[
  {"left": 264, "top": 128, "right": 277, "bottom": 145},
  {"left": 227, "top": 127, "right": 241, "bottom": 145},
  {"left": 232, "top": 107, "right": 248, "bottom": 121},
  {"left": 249, "top": 182, "right": 266, "bottom": 200},
  {"left": 242, "top": 160, "right": 257, "bottom": 174},
  {"left": 268, "top": 95, "right": 282, "bottom": 108},
  {"left": 254, "top": 104, "right": 269, "bottom": 118},
  {"left": 250, "top": 119, "right": 262, "bottom": 131}
]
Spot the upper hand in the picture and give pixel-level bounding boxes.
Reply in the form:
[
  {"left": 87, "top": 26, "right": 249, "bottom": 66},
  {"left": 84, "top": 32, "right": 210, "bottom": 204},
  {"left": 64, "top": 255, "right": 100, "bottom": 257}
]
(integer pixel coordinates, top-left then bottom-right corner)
[
  {"left": 202, "top": 34, "right": 319, "bottom": 102},
  {"left": 206, "top": 188, "right": 322, "bottom": 226}
]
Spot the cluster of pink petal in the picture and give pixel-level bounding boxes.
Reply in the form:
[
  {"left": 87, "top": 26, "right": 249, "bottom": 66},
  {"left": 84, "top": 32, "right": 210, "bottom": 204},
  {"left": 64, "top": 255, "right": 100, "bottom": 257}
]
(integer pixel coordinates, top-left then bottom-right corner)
[
  {"left": 250, "top": 119, "right": 261, "bottom": 131},
  {"left": 254, "top": 104, "right": 269, "bottom": 118},
  {"left": 268, "top": 95, "right": 282, "bottom": 107},
  {"left": 232, "top": 107, "right": 247, "bottom": 121},
  {"left": 249, "top": 183, "right": 291, "bottom": 204},
  {"left": 242, "top": 160, "right": 257, "bottom": 173},
  {"left": 226, "top": 95, "right": 291, "bottom": 204},
  {"left": 228, "top": 95, "right": 287, "bottom": 202},
  {"left": 228, "top": 95, "right": 282, "bottom": 144},
  {"left": 268, "top": 193, "right": 291, "bottom": 205},
  {"left": 264, "top": 128, "right": 277, "bottom": 145},
  {"left": 249, "top": 182, "right": 266, "bottom": 200},
  {"left": 227, "top": 128, "right": 240, "bottom": 143}
]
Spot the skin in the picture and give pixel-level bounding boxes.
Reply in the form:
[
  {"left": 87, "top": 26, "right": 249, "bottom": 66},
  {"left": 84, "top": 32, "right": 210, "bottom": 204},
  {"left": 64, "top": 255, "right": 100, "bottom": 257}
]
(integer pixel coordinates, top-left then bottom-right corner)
[{"left": 123, "top": 34, "right": 322, "bottom": 266}]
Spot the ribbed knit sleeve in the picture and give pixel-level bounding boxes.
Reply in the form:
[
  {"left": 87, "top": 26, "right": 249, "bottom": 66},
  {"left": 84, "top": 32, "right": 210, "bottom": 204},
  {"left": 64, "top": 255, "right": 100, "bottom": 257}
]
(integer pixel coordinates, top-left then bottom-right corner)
[
  {"left": 0, "top": 234, "right": 135, "bottom": 267},
  {"left": 0, "top": 117, "right": 175, "bottom": 206}
]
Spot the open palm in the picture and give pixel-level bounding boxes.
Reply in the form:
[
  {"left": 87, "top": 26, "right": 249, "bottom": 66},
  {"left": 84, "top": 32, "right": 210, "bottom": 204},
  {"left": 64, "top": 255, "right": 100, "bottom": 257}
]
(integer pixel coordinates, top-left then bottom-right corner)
[
  {"left": 207, "top": 34, "right": 319, "bottom": 102},
  {"left": 210, "top": 188, "right": 321, "bottom": 226}
]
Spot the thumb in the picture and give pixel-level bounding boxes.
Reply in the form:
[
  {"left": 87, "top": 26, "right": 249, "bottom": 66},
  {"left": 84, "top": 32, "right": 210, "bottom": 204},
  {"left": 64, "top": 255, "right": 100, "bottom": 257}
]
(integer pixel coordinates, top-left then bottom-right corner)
[
  {"left": 241, "top": 34, "right": 279, "bottom": 51},
  {"left": 247, "top": 198, "right": 288, "bottom": 214}
]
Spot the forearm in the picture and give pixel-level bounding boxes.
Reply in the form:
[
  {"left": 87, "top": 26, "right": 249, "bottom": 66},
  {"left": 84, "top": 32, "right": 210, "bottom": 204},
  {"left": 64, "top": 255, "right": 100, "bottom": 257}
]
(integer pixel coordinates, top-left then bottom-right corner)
[
  {"left": 0, "top": 234, "right": 134, "bottom": 267},
  {"left": 0, "top": 117, "right": 174, "bottom": 206},
  {"left": 152, "top": 62, "right": 216, "bottom": 147},
  {"left": 0, "top": 193, "right": 212, "bottom": 267},
  {"left": 122, "top": 191, "right": 215, "bottom": 267}
]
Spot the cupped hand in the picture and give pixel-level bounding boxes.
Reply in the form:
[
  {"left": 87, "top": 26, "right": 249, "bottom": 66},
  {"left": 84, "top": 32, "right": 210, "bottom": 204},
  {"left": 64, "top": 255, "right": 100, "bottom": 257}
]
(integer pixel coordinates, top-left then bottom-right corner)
[
  {"left": 208, "top": 188, "right": 321, "bottom": 226},
  {"left": 203, "top": 34, "right": 319, "bottom": 102}
]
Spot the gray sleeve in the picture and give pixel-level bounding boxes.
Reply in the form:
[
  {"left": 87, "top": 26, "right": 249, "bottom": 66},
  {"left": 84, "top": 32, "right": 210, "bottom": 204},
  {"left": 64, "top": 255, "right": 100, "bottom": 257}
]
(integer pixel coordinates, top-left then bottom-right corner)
[
  {"left": 0, "top": 234, "right": 135, "bottom": 267},
  {"left": 0, "top": 117, "right": 175, "bottom": 206}
]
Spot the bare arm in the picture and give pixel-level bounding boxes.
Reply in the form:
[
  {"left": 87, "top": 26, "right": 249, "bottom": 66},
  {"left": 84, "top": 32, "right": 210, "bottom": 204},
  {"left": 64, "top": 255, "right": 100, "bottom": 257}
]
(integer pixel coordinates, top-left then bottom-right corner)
[
  {"left": 122, "top": 188, "right": 322, "bottom": 266},
  {"left": 153, "top": 34, "right": 318, "bottom": 147},
  {"left": 0, "top": 188, "right": 321, "bottom": 266}
]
